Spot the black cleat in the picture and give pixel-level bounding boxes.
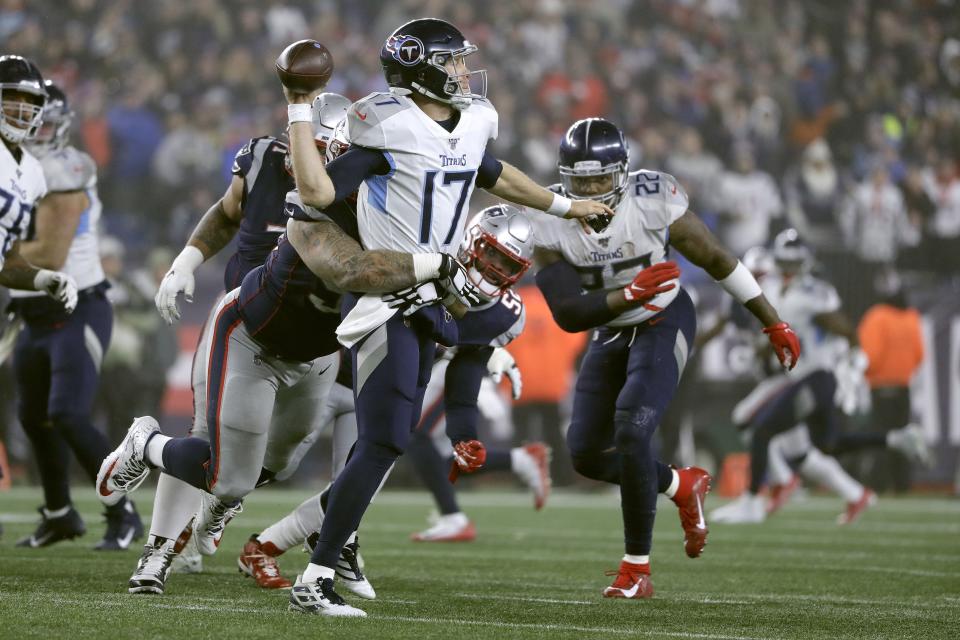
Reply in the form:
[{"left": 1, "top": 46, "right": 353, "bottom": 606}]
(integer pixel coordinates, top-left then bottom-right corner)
[
  {"left": 94, "top": 500, "right": 144, "bottom": 551},
  {"left": 129, "top": 537, "right": 176, "bottom": 594},
  {"left": 17, "top": 506, "right": 86, "bottom": 548}
]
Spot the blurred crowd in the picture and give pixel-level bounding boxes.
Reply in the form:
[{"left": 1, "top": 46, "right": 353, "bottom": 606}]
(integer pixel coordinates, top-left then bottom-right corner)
[{"left": 1, "top": 0, "right": 958, "bottom": 487}]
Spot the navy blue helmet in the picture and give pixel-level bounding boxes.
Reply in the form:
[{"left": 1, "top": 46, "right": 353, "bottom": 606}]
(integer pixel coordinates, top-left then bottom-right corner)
[
  {"left": 380, "top": 18, "right": 486, "bottom": 111},
  {"left": 558, "top": 118, "right": 629, "bottom": 229},
  {"left": 0, "top": 54, "right": 46, "bottom": 145},
  {"left": 28, "top": 79, "right": 73, "bottom": 157},
  {"left": 772, "top": 228, "right": 812, "bottom": 275}
]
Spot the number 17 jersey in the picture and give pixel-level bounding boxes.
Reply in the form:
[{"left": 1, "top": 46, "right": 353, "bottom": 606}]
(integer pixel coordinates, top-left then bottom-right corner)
[
  {"left": 347, "top": 91, "right": 498, "bottom": 253},
  {"left": 527, "top": 170, "right": 689, "bottom": 327}
]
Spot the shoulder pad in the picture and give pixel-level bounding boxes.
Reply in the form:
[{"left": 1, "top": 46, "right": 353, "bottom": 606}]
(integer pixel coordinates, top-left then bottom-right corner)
[
  {"left": 40, "top": 146, "right": 96, "bottom": 192},
  {"left": 231, "top": 136, "right": 280, "bottom": 180},
  {"left": 629, "top": 170, "right": 689, "bottom": 229},
  {"left": 346, "top": 92, "right": 411, "bottom": 150},
  {"left": 469, "top": 97, "right": 499, "bottom": 140},
  {"left": 807, "top": 277, "right": 841, "bottom": 313},
  {"left": 284, "top": 190, "right": 333, "bottom": 223}
]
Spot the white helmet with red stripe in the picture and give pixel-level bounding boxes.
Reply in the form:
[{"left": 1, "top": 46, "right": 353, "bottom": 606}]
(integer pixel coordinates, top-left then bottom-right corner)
[{"left": 458, "top": 204, "right": 534, "bottom": 300}]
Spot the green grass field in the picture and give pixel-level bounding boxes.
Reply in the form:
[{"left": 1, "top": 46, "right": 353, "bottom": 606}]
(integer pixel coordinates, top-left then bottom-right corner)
[{"left": 1, "top": 486, "right": 958, "bottom": 639}]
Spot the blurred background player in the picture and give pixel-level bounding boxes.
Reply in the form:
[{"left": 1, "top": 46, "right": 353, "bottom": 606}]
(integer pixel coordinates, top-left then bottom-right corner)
[
  {"left": 282, "top": 18, "right": 611, "bottom": 618},
  {"left": 712, "top": 229, "right": 931, "bottom": 525},
  {"left": 528, "top": 117, "right": 800, "bottom": 599}
]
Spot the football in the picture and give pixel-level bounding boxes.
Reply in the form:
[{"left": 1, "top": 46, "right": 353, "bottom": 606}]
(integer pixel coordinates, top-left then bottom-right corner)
[{"left": 275, "top": 39, "right": 334, "bottom": 94}]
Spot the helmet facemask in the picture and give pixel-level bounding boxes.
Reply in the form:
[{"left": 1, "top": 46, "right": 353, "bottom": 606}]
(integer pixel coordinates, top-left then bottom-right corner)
[
  {"left": 0, "top": 87, "right": 45, "bottom": 145},
  {"left": 391, "top": 41, "right": 486, "bottom": 111},
  {"left": 459, "top": 227, "right": 531, "bottom": 301},
  {"left": 28, "top": 98, "right": 72, "bottom": 157}
]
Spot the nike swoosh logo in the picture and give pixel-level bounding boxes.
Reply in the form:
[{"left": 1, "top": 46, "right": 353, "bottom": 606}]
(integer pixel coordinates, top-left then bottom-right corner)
[
  {"left": 284, "top": 206, "right": 297, "bottom": 217},
  {"left": 318, "top": 364, "right": 332, "bottom": 376},
  {"left": 621, "top": 581, "right": 642, "bottom": 598},
  {"left": 356, "top": 109, "right": 367, "bottom": 121},
  {"left": 117, "top": 527, "right": 136, "bottom": 549},
  {"left": 31, "top": 531, "right": 55, "bottom": 547},
  {"left": 695, "top": 494, "right": 706, "bottom": 529}
]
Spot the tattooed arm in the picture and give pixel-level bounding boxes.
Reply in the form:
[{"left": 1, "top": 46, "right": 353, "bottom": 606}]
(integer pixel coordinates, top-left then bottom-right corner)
[
  {"left": 286, "top": 218, "right": 421, "bottom": 294},
  {"left": 187, "top": 175, "right": 244, "bottom": 258}
]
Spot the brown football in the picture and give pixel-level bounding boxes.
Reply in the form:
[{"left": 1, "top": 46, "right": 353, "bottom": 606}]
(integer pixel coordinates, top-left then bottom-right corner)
[{"left": 276, "top": 40, "right": 334, "bottom": 94}]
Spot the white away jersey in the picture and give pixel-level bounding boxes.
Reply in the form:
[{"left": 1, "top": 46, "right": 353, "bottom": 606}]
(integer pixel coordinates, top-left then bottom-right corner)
[
  {"left": 11, "top": 145, "right": 104, "bottom": 297},
  {"left": 347, "top": 91, "right": 498, "bottom": 253},
  {"left": 0, "top": 142, "right": 46, "bottom": 270},
  {"left": 760, "top": 271, "right": 845, "bottom": 375},
  {"left": 529, "top": 170, "right": 689, "bottom": 327}
]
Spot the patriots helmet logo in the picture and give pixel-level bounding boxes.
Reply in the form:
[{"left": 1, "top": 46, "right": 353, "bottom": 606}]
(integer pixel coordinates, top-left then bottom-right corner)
[{"left": 385, "top": 34, "right": 425, "bottom": 67}]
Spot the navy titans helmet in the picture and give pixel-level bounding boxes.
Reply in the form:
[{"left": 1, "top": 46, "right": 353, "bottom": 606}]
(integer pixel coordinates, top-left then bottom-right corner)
[
  {"left": 558, "top": 118, "right": 630, "bottom": 229},
  {"left": 0, "top": 55, "right": 46, "bottom": 145},
  {"left": 380, "top": 18, "right": 486, "bottom": 111},
  {"left": 772, "top": 228, "right": 812, "bottom": 275},
  {"left": 27, "top": 79, "right": 73, "bottom": 157}
]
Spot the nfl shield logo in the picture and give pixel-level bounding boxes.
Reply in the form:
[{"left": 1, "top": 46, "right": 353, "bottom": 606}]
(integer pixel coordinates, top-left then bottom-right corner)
[
  {"left": 449, "top": 138, "right": 459, "bottom": 149},
  {"left": 598, "top": 237, "right": 610, "bottom": 248}
]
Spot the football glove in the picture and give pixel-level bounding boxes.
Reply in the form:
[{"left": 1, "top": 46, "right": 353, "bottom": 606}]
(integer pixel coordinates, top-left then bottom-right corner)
[
  {"left": 487, "top": 347, "right": 522, "bottom": 400},
  {"left": 155, "top": 267, "right": 196, "bottom": 324},
  {"left": 834, "top": 347, "right": 869, "bottom": 415},
  {"left": 437, "top": 254, "right": 484, "bottom": 308},
  {"left": 383, "top": 281, "right": 443, "bottom": 317},
  {"left": 763, "top": 322, "right": 801, "bottom": 371},
  {"left": 623, "top": 261, "right": 679, "bottom": 305},
  {"left": 34, "top": 270, "right": 78, "bottom": 314},
  {"left": 448, "top": 439, "right": 487, "bottom": 483}
]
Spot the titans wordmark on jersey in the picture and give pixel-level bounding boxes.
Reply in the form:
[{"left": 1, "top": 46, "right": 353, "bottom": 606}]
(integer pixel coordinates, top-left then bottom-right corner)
[
  {"left": 528, "top": 170, "right": 689, "bottom": 327},
  {"left": 347, "top": 91, "right": 498, "bottom": 254},
  {"left": 0, "top": 141, "right": 45, "bottom": 270}
]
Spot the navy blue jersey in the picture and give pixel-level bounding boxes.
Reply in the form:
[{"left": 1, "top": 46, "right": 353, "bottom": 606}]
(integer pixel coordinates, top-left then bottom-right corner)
[
  {"left": 224, "top": 136, "right": 295, "bottom": 291},
  {"left": 236, "top": 200, "right": 358, "bottom": 362},
  {"left": 455, "top": 288, "right": 525, "bottom": 347}
]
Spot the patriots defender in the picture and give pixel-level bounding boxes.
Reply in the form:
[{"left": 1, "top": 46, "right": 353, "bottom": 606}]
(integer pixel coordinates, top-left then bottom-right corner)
[
  {"left": 527, "top": 118, "right": 801, "bottom": 599},
  {"left": 0, "top": 56, "right": 76, "bottom": 308},
  {"left": 282, "top": 18, "right": 611, "bottom": 617},
  {"left": 711, "top": 230, "right": 931, "bottom": 525},
  {"left": 118, "top": 92, "right": 353, "bottom": 593},
  {"left": 9, "top": 79, "right": 140, "bottom": 549}
]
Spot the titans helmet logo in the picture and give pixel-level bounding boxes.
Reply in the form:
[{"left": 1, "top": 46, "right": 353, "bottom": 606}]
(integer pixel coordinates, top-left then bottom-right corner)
[{"left": 386, "top": 35, "right": 425, "bottom": 67}]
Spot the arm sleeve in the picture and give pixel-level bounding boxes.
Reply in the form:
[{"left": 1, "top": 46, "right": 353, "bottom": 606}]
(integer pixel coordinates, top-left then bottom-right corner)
[
  {"left": 444, "top": 346, "right": 494, "bottom": 444},
  {"left": 535, "top": 259, "right": 620, "bottom": 333},
  {"left": 475, "top": 150, "right": 503, "bottom": 189},
  {"left": 325, "top": 146, "right": 391, "bottom": 203}
]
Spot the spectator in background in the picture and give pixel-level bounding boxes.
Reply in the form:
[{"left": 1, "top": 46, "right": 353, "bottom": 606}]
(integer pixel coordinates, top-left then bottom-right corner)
[
  {"left": 857, "top": 271, "right": 925, "bottom": 492},
  {"left": 783, "top": 138, "right": 845, "bottom": 249},
  {"left": 666, "top": 127, "right": 723, "bottom": 214},
  {"left": 841, "top": 163, "right": 917, "bottom": 266},
  {"left": 716, "top": 142, "right": 783, "bottom": 257},
  {"left": 922, "top": 155, "right": 960, "bottom": 276},
  {"left": 509, "top": 285, "right": 588, "bottom": 487}
]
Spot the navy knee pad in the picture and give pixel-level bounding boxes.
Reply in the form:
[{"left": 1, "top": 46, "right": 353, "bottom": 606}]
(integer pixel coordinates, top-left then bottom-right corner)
[{"left": 614, "top": 407, "right": 659, "bottom": 456}]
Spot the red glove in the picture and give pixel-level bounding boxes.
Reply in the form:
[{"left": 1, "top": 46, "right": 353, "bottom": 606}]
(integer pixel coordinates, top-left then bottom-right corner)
[
  {"left": 623, "top": 261, "right": 680, "bottom": 306},
  {"left": 763, "top": 322, "right": 801, "bottom": 371},
  {"left": 448, "top": 440, "right": 487, "bottom": 483}
]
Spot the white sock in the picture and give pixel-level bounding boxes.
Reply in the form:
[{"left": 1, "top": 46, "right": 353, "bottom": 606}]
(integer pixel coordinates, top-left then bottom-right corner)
[
  {"left": 146, "top": 434, "right": 172, "bottom": 469},
  {"left": 260, "top": 493, "right": 324, "bottom": 553},
  {"left": 664, "top": 469, "right": 680, "bottom": 498},
  {"left": 44, "top": 505, "right": 71, "bottom": 519},
  {"left": 441, "top": 512, "right": 469, "bottom": 527},
  {"left": 800, "top": 449, "right": 863, "bottom": 503},
  {"left": 346, "top": 530, "right": 358, "bottom": 545},
  {"left": 149, "top": 473, "right": 202, "bottom": 540},
  {"left": 302, "top": 562, "right": 335, "bottom": 583},
  {"left": 623, "top": 554, "right": 649, "bottom": 565}
]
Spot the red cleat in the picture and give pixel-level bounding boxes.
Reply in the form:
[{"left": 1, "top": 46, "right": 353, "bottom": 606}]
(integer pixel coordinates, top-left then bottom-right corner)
[
  {"left": 836, "top": 489, "right": 877, "bottom": 525},
  {"left": 238, "top": 535, "right": 292, "bottom": 589},
  {"left": 767, "top": 474, "right": 801, "bottom": 516},
  {"left": 516, "top": 443, "right": 552, "bottom": 511},
  {"left": 602, "top": 561, "right": 654, "bottom": 599},
  {"left": 670, "top": 466, "right": 712, "bottom": 558},
  {"left": 411, "top": 514, "right": 476, "bottom": 542}
]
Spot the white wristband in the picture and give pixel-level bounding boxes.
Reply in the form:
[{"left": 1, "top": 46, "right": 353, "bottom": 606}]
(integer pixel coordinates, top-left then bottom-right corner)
[
  {"left": 287, "top": 103, "right": 313, "bottom": 124},
  {"left": 717, "top": 261, "right": 763, "bottom": 304},
  {"left": 171, "top": 245, "right": 204, "bottom": 274},
  {"left": 546, "top": 192, "right": 572, "bottom": 217},
  {"left": 33, "top": 269, "right": 54, "bottom": 290},
  {"left": 412, "top": 253, "right": 443, "bottom": 281}
]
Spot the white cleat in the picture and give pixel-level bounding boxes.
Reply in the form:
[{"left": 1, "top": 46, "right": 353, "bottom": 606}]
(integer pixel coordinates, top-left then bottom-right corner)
[
  {"left": 335, "top": 537, "right": 376, "bottom": 600},
  {"left": 411, "top": 512, "right": 476, "bottom": 542},
  {"left": 710, "top": 493, "right": 767, "bottom": 524},
  {"left": 129, "top": 538, "right": 176, "bottom": 594},
  {"left": 193, "top": 492, "right": 243, "bottom": 556},
  {"left": 171, "top": 531, "right": 204, "bottom": 574},
  {"left": 289, "top": 575, "right": 367, "bottom": 617},
  {"left": 888, "top": 424, "right": 934, "bottom": 467},
  {"left": 97, "top": 417, "right": 159, "bottom": 506},
  {"left": 512, "top": 443, "right": 552, "bottom": 510}
]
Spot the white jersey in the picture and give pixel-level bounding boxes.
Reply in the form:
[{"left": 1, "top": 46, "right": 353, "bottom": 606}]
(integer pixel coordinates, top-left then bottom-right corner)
[
  {"left": 528, "top": 170, "right": 689, "bottom": 327},
  {"left": 347, "top": 91, "right": 498, "bottom": 253},
  {"left": 760, "top": 271, "right": 845, "bottom": 375},
  {"left": 11, "top": 146, "right": 104, "bottom": 297},
  {"left": 0, "top": 142, "right": 46, "bottom": 271}
]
